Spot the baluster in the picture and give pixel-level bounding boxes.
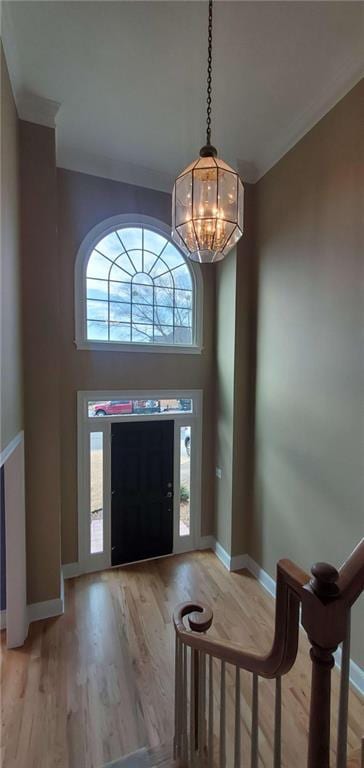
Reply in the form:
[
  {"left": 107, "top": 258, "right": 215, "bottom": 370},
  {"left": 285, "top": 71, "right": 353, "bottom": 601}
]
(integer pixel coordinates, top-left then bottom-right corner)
[
  {"left": 190, "top": 648, "right": 196, "bottom": 765},
  {"left": 174, "top": 634, "right": 182, "bottom": 758},
  {"left": 181, "top": 643, "right": 188, "bottom": 763},
  {"left": 234, "top": 666, "right": 241, "bottom": 768},
  {"left": 220, "top": 660, "right": 226, "bottom": 767},
  {"left": 274, "top": 677, "right": 282, "bottom": 768},
  {"left": 188, "top": 609, "right": 213, "bottom": 764},
  {"left": 251, "top": 673, "right": 259, "bottom": 768},
  {"left": 198, "top": 650, "right": 206, "bottom": 756},
  {"left": 208, "top": 654, "right": 214, "bottom": 767},
  {"left": 337, "top": 615, "right": 351, "bottom": 768}
]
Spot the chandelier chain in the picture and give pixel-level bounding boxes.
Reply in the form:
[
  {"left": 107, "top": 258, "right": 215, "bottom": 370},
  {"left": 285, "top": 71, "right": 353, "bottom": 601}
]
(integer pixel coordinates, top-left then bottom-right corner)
[{"left": 206, "top": 0, "right": 213, "bottom": 146}]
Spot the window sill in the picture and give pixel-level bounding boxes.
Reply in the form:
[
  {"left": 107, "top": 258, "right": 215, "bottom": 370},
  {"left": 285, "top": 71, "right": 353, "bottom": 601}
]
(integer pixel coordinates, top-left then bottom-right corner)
[{"left": 74, "top": 339, "right": 203, "bottom": 355}]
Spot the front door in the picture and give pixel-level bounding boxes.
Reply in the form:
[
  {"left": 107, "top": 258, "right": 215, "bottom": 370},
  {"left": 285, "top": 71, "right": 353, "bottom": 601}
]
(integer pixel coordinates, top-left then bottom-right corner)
[{"left": 111, "top": 420, "right": 174, "bottom": 565}]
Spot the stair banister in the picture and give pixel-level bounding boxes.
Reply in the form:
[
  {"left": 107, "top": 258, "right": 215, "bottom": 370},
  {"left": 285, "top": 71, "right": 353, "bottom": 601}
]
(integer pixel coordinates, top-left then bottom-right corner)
[{"left": 173, "top": 540, "right": 364, "bottom": 768}]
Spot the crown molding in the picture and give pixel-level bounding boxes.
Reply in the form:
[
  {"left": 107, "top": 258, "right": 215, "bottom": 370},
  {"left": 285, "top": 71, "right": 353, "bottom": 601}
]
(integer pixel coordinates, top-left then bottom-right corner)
[
  {"left": 17, "top": 91, "right": 60, "bottom": 128},
  {"left": 57, "top": 145, "right": 175, "bottom": 194},
  {"left": 255, "top": 55, "right": 364, "bottom": 182}
]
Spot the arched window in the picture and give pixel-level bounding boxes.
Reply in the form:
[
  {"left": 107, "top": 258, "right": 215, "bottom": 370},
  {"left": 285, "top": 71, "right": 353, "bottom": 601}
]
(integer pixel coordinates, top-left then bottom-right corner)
[{"left": 75, "top": 215, "right": 202, "bottom": 352}]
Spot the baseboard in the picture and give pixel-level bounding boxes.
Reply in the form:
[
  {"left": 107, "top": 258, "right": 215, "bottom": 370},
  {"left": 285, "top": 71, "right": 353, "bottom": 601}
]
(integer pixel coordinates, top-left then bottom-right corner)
[
  {"left": 349, "top": 659, "right": 364, "bottom": 695},
  {"left": 27, "top": 597, "right": 64, "bottom": 623},
  {"left": 1, "top": 596, "right": 64, "bottom": 629},
  {"left": 62, "top": 561, "right": 80, "bottom": 579},
  {"left": 209, "top": 538, "right": 363, "bottom": 696},
  {"left": 243, "top": 554, "right": 276, "bottom": 598},
  {"left": 214, "top": 540, "right": 232, "bottom": 570},
  {"left": 334, "top": 647, "right": 364, "bottom": 695},
  {"left": 0, "top": 430, "right": 24, "bottom": 467},
  {"left": 209, "top": 539, "right": 248, "bottom": 573}
]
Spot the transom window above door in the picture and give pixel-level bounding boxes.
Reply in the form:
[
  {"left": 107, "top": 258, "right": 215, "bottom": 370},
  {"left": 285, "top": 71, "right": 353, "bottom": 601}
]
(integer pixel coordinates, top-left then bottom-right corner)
[{"left": 75, "top": 216, "right": 202, "bottom": 353}]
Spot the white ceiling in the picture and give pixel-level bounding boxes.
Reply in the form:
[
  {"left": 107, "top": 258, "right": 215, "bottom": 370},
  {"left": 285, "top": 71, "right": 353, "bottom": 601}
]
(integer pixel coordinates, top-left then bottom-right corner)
[{"left": 2, "top": 1, "right": 363, "bottom": 190}]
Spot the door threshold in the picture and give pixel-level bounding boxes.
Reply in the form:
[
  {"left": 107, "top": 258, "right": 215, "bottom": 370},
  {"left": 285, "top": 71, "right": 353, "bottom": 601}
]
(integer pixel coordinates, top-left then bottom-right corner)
[
  {"left": 78, "top": 548, "right": 197, "bottom": 577},
  {"left": 112, "top": 547, "right": 197, "bottom": 570}
]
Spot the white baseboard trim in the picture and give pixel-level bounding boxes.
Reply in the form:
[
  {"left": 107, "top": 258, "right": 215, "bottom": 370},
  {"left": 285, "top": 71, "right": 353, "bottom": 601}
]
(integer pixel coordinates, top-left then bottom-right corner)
[
  {"left": 334, "top": 647, "right": 364, "bottom": 695},
  {"left": 244, "top": 554, "right": 277, "bottom": 598},
  {"left": 62, "top": 561, "right": 80, "bottom": 579},
  {"left": 0, "top": 430, "right": 24, "bottom": 467},
  {"left": 214, "top": 540, "right": 232, "bottom": 570},
  {"left": 209, "top": 538, "right": 363, "bottom": 696},
  {"left": 1, "top": 596, "right": 64, "bottom": 629},
  {"left": 28, "top": 597, "right": 64, "bottom": 623},
  {"left": 206, "top": 539, "right": 248, "bottom": 573}
]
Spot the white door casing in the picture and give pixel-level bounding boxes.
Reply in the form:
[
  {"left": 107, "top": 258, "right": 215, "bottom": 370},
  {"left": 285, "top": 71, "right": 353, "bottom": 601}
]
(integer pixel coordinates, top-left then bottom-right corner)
[{"left": 77, "top": 389, "right": 203, "bottom": 575}]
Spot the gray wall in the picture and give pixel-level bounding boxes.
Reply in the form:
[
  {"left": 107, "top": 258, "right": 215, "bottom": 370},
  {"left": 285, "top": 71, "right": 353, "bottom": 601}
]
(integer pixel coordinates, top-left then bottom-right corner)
[
  {"left": 57, "top": 168, "right": 216, "bottom": 565},
  {"left": 1, "top": 45, "right": 23, "bottom": 452},
  {"left": 252, "top": 81, "right": 364, "bottom": 665}
]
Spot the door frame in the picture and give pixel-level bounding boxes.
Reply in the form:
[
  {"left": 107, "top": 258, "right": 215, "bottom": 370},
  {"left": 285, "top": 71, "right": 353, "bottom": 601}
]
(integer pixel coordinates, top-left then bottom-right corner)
[{"left": 77, "top": 389, "right": 203, "bottom": 575}]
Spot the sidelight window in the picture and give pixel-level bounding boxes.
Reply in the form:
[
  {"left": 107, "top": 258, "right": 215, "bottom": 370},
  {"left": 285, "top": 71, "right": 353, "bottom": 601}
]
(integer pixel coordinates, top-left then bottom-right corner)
[
  {"left": 90, "top": 432, "right": 103, "bottom": 554},
  {"left": 179, "top": 426, "right": 191, "bottom": 536}
]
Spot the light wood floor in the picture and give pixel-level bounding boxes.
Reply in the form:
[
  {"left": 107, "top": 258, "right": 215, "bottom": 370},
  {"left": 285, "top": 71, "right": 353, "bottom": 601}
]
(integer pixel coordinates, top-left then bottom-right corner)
[{"left": 1, "top": 551, "right": 363, "bottom": 768}]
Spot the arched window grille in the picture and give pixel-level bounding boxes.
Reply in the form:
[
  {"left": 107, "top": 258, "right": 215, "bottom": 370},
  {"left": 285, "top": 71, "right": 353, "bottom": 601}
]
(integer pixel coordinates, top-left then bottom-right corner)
[{"left": 75, "top": 216, "right": 202, "bottom": 352}]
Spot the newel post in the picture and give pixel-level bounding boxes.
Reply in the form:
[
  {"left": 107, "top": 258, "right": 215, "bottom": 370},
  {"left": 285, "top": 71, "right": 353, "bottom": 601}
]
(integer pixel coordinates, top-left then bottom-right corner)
[{"left": 301, "top": 562, "right": 347, "bottom": 768}]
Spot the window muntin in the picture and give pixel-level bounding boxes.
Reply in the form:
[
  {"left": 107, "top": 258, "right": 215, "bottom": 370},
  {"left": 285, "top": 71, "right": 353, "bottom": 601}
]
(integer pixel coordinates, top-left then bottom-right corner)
[{"left": 85, "top": 227, "right": 194, "bottom": 346}]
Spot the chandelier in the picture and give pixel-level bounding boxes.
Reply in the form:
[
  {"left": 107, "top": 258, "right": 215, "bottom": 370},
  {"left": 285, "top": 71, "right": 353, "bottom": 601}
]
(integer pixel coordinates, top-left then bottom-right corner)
[{"left": 172, "top": 0, "right": 244, "bottom": 263}]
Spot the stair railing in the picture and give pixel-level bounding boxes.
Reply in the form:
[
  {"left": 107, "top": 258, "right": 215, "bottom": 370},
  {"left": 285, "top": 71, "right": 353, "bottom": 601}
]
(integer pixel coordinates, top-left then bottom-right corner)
[{"left": 173, "top": 539, "right": 364, "bottom": 768}]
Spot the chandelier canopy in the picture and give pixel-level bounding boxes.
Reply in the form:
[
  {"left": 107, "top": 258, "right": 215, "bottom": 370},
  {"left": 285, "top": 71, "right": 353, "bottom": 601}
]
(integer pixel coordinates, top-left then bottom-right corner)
[{"left": 172, "top": 0, "right": 244, "bottom": 264}]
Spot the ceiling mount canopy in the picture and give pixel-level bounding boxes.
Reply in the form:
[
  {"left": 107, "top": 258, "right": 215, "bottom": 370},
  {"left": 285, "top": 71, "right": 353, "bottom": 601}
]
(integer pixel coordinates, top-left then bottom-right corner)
[{"left": 172, "top": 0, "right": 244, "bottom": 264}]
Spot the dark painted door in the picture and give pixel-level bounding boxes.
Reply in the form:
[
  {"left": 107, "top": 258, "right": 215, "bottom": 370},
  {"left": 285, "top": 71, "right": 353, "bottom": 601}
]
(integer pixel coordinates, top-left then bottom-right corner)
[{"left": 111, "top": 420, "right": 174, "bottom": 566}]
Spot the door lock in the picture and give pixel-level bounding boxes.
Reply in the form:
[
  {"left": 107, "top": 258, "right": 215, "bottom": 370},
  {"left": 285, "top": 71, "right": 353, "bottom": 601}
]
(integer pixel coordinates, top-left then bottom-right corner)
[{"left": 166, "top": 491, "right": 173, "bottom": 498}]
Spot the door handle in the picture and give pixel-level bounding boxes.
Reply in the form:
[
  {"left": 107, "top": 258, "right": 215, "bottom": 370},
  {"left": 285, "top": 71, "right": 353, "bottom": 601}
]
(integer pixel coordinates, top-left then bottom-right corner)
[{"left": 166, "top": 491, "right": 173, "bottom": 498}]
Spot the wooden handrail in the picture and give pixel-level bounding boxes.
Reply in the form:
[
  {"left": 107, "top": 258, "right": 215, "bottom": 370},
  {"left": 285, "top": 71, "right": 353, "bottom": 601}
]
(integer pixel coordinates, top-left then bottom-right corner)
[{"left": 173, "top": 559, "right": 309, "bottom": 678}]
